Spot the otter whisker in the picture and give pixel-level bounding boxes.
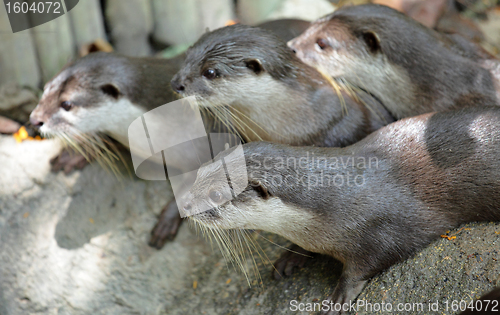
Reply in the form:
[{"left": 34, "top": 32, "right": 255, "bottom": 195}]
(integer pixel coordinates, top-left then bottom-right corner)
[
  {"left": 50, "top": 128, "right": 128, "bottom": 178},
  {"left": 316, "top": 66, "right": 348, "bottom": 117},
  {"left": 221, "top": 106, "right": 266, "bottom": 142},
  {"left": 211, "top": 105, "right": 242, "bottom": 140}
]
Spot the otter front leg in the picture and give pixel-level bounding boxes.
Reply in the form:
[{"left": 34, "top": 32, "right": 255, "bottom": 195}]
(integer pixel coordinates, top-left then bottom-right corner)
[
  {"left": 149, "top": 200, "right": 183, "bottom": 249},
  {"left": 273, "top": 244, "right": 314, "bottom": 279},
  {"left": 51, "top": 148, "right": 90, "bottom": 174},
  {"left": 320, "top": 267, "right": 368, "bottom": 315}
]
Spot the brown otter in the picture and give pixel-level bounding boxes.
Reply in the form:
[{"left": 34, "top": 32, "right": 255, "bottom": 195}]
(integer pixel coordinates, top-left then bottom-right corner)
[
  {"left": 288, "top": 4, "right": 500, "bottom": 120},
  {"left": 29, "top": 52, "right": 201, "bottom": 245},
  {"left": 170, "top": 23, "right": 393, "bottom": 146},
  {"left": 162, "top": 23, "right": 394, "bottom": 249},
  {"left": 185, "top": 106, "right": 500, "bottom": 315},
  {"left": 28, "top": 19, "right": 315, "bottom": 248},
  {"left": 30, "top": 24, "right": 393, "bottom": 249}
]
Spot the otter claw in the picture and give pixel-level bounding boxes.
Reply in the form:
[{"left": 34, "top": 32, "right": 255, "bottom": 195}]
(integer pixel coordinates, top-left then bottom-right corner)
[
  {"left": 149, "top": 200, "right": 183, "bottom": 249},
  {"left": 51, "top": 149, "right": 90, "bottom": 174},
  {"left": 272, "top": 245, "right": 312, "bottom": 280}
]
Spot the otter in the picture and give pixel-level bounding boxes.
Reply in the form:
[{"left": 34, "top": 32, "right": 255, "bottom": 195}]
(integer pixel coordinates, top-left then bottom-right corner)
[
  {"left": 288, "top": 4, "right": 500, "bottom": 120},
  {"left": 185, "top": 106, "right": 500, "bottom": 315},
  {"left": 31, "top": 52, "right": 183, "bottom": 140},
  {"left": 30, "top": 24, "right": 393, "bottom": 249},
  {"left": 28, "top": 52, "right": 203, "bottom": 246},
  {"left": 171, "top": 24, "right": 393, "bottom": 146},
  {"left": 28, "top": 19, "right": 314, "bottom": 248}
]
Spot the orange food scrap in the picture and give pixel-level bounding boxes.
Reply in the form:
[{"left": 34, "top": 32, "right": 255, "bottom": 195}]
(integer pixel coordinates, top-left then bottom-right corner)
[
  {"left": 441, "top": 227, "right": 469, "bottom": 240},
  {"left": 441, "top": 235, "right": 456, "bottom": 240},
  {"left": 23, "top": 212, "right": 29, "bottom": 218},
  {"left": 13, "top": 126, "right": 43, "bottom": 143},
  {"left": 193, "top": 280, "right": 198, "bottom": 289},
  {"left": 89, "top": 218, "right": 94, "bottom": 224},
  {"left": 225, "top": 19, "right": 237, "bottom": 26},
  {"left": 226, "top": 278, "right": 231, "bottom": 285}
]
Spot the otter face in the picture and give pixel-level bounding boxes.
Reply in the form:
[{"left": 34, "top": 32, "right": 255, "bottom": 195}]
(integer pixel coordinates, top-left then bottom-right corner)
[
  {"left": 30, "top": 70, "right": 125, "bottom": 137},
  {"left": 186, "top": 159, "right": 248, "bottom": 230},
  {"left": 170, "top": 24, "right": 297, "bottom": 109},
  {"left": 170, "top": 50, "right": 266, "bottom": 109},
  {"left": 186, "top": 151, "right": 276, "bottom": 231},
  {"left": 188, "top": 183, "right": 275, "bottom": 231},
  {"left": 29, "top": 55, "right": 146, "bottom": 146},
  {"left": 288, "top": 18, "right": 382, "bottom": 79}
]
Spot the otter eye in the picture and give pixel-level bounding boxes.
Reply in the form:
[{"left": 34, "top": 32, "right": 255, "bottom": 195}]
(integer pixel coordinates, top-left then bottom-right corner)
[
  {"left": 316, "top": 38, "right": 328, "bottom": 50},
  {"left": 203, "top": 69, "right": 217, "bottom": 80},
  {"left": 60, "top": 101, "right": 73, "bottom": 111},
  {"left": 209, "top": 190, "right": 223, "bottom": 203}
]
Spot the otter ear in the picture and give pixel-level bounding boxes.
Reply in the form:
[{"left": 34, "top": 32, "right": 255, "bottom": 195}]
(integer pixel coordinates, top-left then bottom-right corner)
[
  {"left": 100, "top": 84, "right": 121, "bottom": 99},
  {"left": 250, "top": 180, "right": 271, "bottom": 199},
  {"left": 245, "top": 59, "right": 264, "bottom": 75},
  {"left": 362, "top": 31, "right": 381, "bottom": 54}
]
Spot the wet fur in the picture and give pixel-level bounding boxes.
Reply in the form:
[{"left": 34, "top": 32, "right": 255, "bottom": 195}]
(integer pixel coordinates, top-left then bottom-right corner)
[
  {"left": 30, "top": 52, "right": 182, "bottom": 145},
  {"left": 289, "top": 4, "right": 499, "bottom": 119},
  {"left": 189, "top": 107, "right": 500, "bottom": 314},
  {"left": 172, "top": 24, "right": 394, "bottom": 146}
]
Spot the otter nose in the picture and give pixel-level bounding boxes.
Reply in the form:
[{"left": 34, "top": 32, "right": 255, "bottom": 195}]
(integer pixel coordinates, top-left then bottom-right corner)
[
  {"left": 171, "top": 77, "right": 185, "bottom": 93},
  {"left": 30, "top": 116, "right": 44, "bottom": 128},
  {"left": 183, "top": 202, "right": 192, "bottom": 214}
]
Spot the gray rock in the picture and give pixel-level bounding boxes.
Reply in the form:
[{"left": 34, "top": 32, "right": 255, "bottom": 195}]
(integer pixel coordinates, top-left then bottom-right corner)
[{"left": 0, "top": 83, "right": 39, "bottom": 123}]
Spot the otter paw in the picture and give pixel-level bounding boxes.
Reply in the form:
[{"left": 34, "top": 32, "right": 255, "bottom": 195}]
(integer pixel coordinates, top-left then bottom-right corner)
[
  {"left": 272, "top": 245, "right": 313, "bottom": 280},
  {"left": 51, "top": 149, "right": 90, "bottom": 174},
  {"left": 149, "top": 201, "right": 183, "bottom": 249}
]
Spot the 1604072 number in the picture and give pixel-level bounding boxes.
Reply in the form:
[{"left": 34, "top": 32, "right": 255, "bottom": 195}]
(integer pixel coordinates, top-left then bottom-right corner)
[{"left": 5, "top": 2, "right": 61, "bottom": 14}]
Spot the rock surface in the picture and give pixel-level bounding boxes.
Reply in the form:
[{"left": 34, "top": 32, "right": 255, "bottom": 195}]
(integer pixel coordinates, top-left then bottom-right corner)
[
  {"left": 0, "top": 134, "right": 498, "bottom": 315},
  {"left": 0, "top": 83, "right": 39, "bottom": 123}
]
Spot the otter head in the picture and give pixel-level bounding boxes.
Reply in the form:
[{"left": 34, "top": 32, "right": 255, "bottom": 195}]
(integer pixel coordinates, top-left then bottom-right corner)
[
  {"left": 185, "top": 143, "right": 280, "bottom": 231},
  {"left": 170, "top": 24, "right": 300, "bottom": 109},
  {"left": 29, "top": 52, "right": 142, "bottom": 143},
  {"left": 288, "top": 4, "right": 442, "bottom": 117},
  {"left": 287, "top": 8, "right": 383, "bottom": 80}
]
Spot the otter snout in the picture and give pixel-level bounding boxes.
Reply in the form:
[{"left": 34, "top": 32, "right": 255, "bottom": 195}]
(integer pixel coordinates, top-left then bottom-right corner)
[
  {"left": 171, "top": 75, "right": 186, "bottom": 94},
  {"left": 29, "top": 107, "right": 46, "bottom": 128}
]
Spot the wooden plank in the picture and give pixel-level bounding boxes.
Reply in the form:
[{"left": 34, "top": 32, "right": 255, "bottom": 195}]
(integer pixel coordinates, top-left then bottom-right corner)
[
  {"left": 0, "top": 5, "right": 41, "bottom": 88},
  {"left": 31, "top": 12, "right": 75, "bottom": 83},
  {"left": 151, "top": 0, "right": 234, "bottom": 45},
  {"left": 237, "top": 0, "right": 336, "bottom": 24},
  {"left": 106, "top": 0, "right": 153, "bottom": 56},
  {"left": 68, "top": 0, "right": 106, "bottom": 47}
]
